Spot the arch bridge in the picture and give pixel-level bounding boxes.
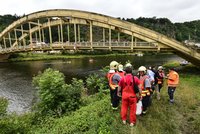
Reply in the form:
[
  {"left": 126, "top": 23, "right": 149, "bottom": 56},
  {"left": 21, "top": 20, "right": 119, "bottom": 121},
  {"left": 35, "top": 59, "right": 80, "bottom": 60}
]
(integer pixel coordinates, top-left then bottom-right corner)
[{"left": 0, "top": 9, "right": 200, "bottom": 65}]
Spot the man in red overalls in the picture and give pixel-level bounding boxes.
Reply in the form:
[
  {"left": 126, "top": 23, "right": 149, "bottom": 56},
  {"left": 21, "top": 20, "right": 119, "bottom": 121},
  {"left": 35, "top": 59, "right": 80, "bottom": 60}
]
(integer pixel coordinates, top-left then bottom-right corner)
[{"left": 118, "top": 63, "right": 141, "bottom": 127}]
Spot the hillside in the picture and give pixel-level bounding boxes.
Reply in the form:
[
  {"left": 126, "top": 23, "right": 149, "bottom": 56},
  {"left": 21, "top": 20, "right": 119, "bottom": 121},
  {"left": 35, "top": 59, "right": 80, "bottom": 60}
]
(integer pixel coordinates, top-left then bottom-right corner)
[{"left": 0, "top": 14, "right": 200, "bottom": 42}]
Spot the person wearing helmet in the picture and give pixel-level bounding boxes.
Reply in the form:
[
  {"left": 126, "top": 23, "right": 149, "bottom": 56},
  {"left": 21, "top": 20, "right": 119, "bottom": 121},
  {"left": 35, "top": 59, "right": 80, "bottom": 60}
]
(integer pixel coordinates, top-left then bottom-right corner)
[
  {"left": 166, "top": 68, "right": 179, "bottom": 104},
  {"left": 106, "top": 61, "right": 121, "bottom": 110},
  {"left": 146, "top": 66, "right": 155, "bottom": 105},
  {"left": 155, "top": 66, "right": 165, "bottom": 100},
  {"left": 118, "top": 63, "right": 141, "bottom": 126},
  {"left": 118, "top": 64, "right": 125, "bottom": 78},
  {"left": 138, "top": 66, "right": 151, "bottom": 114}
]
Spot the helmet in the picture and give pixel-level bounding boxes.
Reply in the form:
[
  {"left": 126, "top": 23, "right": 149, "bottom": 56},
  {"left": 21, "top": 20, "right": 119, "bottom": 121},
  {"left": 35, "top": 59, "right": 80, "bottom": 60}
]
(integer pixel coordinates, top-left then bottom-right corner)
[
  {"left": 118, "top": 64, "right": 123, "bottom": 71},
  {"left": 124, "top": 63, "right": 133, "bottom": 73},
  {"left": 125, "top": 63, "right": 132, "bottom": 68},
  {"left": 158, "top": 66, "right": 163, "bottom": 70},
  {"left": 138, "top": 66, "right": 147, "bottom": 73},
  {"left": 110, "top": 61, "right": 119, "bottom": 70}
]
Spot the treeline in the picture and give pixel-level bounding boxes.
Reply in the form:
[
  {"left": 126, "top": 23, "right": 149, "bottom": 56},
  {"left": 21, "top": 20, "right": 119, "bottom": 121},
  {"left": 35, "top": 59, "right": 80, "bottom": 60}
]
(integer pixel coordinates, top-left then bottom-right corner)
[
  {"left": 1, "top": 14, "right": 200, "bottom": 42},
  {"left": 125, "top": 17, "right": 200, "bottom": 42}
]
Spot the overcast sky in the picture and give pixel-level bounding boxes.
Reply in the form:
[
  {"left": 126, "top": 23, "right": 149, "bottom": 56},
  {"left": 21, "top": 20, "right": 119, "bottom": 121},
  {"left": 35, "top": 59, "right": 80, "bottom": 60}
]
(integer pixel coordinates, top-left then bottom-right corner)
[{"left": 0, "top": 0, "right": 199, "bottom": 23}]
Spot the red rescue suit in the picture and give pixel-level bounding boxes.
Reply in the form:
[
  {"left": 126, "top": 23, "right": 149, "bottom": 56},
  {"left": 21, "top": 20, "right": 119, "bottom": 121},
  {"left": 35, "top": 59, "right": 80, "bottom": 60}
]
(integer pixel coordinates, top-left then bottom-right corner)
[{"left": 118, "top": 74, "right": 140, "bottom": 124}]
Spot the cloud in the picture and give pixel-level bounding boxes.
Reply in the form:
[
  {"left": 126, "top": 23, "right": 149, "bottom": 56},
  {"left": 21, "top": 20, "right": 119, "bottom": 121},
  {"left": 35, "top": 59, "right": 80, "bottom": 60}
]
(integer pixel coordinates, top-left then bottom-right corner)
[{"left": 0, "top": 0, "right": 200, "bottom": 22}]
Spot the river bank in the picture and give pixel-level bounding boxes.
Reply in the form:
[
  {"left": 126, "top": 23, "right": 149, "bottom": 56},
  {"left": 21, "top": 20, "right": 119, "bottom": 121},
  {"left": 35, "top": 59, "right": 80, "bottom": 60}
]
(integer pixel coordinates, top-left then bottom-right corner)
[
  {"left": 8, "top": 52, "right": 133, "bottom": 62},
  {"left": 0, "top": 62, "right": 200, "bottom": 134},
  {"left": 7, "top": 51, "right": 173, "bottom": 62}
]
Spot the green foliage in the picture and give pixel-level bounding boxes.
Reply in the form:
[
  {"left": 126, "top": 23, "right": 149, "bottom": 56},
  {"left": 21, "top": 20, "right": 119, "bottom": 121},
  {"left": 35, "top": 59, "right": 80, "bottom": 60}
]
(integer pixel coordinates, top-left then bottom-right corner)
[
  {"left": 29, "top": 95, "right": 114, "bottom": 134},
  {"left": 33, "top": 68, "right": 83, "bottom": 116},
  {"left": 0, "top": 113, "right": 33, "bottom": 134},
  {"left": 86, "top": 70, "right": 109, "bottom": 95},
  {"left": 0, "top": 97, "right": 8, "bottom": 116}
]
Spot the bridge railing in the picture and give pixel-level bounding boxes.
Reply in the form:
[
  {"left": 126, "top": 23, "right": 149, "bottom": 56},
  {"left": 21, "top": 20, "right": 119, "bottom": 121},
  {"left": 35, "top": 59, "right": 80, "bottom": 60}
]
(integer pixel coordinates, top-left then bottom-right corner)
[{"left": 0, "top": 41, "right": 158, "bottom": 54}]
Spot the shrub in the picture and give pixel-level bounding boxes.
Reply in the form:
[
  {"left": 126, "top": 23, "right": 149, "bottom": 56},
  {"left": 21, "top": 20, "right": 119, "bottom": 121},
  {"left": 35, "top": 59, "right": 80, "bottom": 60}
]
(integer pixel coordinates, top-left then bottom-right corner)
[
  {"left": 0, "top": 114, "right": 33, "bottom": 134},
  {"left": 86, "top": 73, "right": 108, "bottom": 95},
  {"left": 0, "top": 97, "right": 8, "bottom": 116},
  {"left": 33, "top": 68, "right": 83, "bottom": 116}
]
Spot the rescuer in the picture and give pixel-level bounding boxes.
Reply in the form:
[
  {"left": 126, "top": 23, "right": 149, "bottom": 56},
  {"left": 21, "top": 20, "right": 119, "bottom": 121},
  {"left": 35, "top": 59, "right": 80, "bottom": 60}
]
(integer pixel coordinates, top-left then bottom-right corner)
[
  {"left": 138, "top": 66, "right": 151, "bottom": 114},
  {"left": 166, "top": 68, "right": 179, "bottom": 104},
  {"left": 118, "top": 63, "right": 141, "bottom": 126},
  {"left": 107, "top": 61, "right": 121, "bottom": 110},
  {"left": 155, "top": 66, "right": 165, "bottom": 100}
]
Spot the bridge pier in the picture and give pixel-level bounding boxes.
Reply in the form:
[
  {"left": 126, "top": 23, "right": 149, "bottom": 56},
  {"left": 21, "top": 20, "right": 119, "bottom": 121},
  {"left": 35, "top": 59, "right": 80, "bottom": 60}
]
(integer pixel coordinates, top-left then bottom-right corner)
[{"left": 0, "top": 54, "right": 10, "bottom": 62}]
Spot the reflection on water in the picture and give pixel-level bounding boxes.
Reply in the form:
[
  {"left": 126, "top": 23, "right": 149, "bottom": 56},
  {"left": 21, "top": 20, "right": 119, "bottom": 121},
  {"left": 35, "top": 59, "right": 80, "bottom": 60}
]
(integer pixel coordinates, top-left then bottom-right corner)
[{"left": 0, "top": 54, "right": 182, "bottom": 114}]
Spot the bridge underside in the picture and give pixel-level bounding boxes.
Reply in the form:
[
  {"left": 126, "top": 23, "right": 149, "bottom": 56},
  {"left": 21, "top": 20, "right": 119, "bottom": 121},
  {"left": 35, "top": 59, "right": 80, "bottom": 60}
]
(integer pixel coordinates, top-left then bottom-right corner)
[{"left": 0, "top": 9, "right": 199, "bottom": 65}]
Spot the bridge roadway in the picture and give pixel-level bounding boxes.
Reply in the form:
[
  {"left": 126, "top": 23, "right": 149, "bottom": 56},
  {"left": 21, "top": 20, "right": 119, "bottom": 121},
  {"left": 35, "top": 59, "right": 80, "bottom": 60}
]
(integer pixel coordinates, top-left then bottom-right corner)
[{"left": 0, "top": 41, "right": 172, "bottom": 54}]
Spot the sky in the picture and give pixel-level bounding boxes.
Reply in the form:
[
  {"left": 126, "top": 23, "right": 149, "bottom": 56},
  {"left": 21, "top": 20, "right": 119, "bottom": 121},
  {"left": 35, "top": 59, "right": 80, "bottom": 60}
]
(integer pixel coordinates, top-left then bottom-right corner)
[{"left": 0, "top": 0, "right": 199, "bottom": 23}]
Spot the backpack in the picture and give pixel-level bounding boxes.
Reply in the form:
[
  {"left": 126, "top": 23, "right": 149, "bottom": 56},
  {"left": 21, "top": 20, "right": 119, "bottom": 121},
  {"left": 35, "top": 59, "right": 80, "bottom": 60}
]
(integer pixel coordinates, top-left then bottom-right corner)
[{"left": 132, "top": 76, "right": 139, "bottom": 94}]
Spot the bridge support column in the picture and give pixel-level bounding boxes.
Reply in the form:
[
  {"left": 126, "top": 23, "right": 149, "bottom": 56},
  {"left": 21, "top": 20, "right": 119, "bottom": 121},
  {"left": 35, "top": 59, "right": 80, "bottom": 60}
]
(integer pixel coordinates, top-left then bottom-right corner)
[
  {"left": 90, "top": 21, "right": 93, "bottom": 49},
  {"left": 58, "top": 25, "right": 61, "bottom": 43},
  {"left": 134, "top": 38, "right": 137, "bottom": 46},
  {"left": 35, "top": 32, "right": 38, "bottom": 43},
  {"left": 67, "top": 24, "right": 70, "bottom": 42},
  {"left": 131, "top": 33, "right": 134, "bottom": 50},
  {"left": 42, "top": 29, "right": 45, "bottom": 43},
  {"left": 21, "top": 25, "right": 26, "bottom": 47},
  {"left": 103, "top": 28, "right": 105, "bottom": 46},
  {"left": 60, "top": 20, "right": 63, "bottom": 45},
  {"left": 14, "top": 29, "right": 18, "bottom": 48},
  {"left": 74, "top": 23, "right": 77, "bottom": 43},
  {"left": 38, "top": 20, "right": 42, "bottom": 44},
  {"left": 3, "top": 37, "right": 6, "bottom": 49},
  {"left": 48, "top": 18, "right": 52, "bottom": 47},
  {"left": 78, "top": 25, "right": 80, "bottom": 43},
  {"left": 8, "top": 32, "right": 12, "bottom": 48},
  {"left": 109, "top": 26, "right": 111, "bottom": 50},
  {"left": 29, "top": 23, "right": 33, "bottom": 49},
  {"left": 117, "top": 32, "right": 120, "bottom": 46}
]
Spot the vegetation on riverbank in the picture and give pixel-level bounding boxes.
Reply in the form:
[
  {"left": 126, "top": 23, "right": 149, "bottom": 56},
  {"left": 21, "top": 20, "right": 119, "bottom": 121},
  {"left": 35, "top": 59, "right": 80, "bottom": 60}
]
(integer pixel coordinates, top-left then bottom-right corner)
[
  {"left": 7, "top": 51, "right": 133, "bottom": 62},
  {"left": 0, "top": 62, "right": 200, "bottom": 134}
]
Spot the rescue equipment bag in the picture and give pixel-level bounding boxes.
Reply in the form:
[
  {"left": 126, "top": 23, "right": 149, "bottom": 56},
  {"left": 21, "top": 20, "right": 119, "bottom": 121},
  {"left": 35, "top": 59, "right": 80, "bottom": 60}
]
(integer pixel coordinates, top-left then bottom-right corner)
[{"left": 136, "top": 100, "right": 143, "bottom": 115}]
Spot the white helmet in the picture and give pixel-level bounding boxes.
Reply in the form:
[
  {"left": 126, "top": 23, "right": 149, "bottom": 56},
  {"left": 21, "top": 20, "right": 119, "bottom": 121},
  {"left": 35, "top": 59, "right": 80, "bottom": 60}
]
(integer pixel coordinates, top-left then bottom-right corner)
[
  {"left": 158, "top": 66, "right": 163, "bottom": 70},
  {"left": 125, "top": 63, "right": 132, "bottom": 68},
  {"left": 138, "top": 66, "right": 147, "bottom": 73},
  {"left": 118, "top": 64, "right": 124, "bottom": 71},
  {"left": 110, "top": 61, "right": 119, "bottom": 70}
]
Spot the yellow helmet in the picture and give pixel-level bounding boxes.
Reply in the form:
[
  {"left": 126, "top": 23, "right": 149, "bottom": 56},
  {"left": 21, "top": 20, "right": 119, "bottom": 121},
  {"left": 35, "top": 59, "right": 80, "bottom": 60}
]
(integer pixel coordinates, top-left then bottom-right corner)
[
  {"left": 110, "top": 61, "right": 119, "bottom": 70},
  {"left": 138, "top": 66, "right": 147, "bottom": 73},
  {"left": 118, "top": 64, "right": 124, "bottom": 71}
]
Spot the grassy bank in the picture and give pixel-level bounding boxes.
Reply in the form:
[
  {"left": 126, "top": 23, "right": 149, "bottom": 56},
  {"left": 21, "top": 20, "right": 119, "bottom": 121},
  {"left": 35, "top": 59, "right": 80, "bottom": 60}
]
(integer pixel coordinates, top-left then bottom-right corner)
[
  {"left": 26, "top": 73, "right": 200, "bottom": 134},
  {"left": 0, "top": 63, "right": 200, "bottom": 134},
  {"left": 8, "top": 52, "right": 132, "bottom": 62}
]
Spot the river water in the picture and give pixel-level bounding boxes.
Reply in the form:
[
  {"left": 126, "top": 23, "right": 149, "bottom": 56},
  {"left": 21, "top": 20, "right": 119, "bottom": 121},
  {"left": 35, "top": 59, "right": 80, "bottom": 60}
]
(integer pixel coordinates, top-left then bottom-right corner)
[{"left": 0, "top": 54, "right": 183, "bottom": 114}]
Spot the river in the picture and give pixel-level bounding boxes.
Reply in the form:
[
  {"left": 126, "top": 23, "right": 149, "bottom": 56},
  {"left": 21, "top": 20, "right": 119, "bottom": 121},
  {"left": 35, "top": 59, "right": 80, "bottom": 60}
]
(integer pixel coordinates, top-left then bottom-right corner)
[{"left": 0, "top": 54, "right": 183, "bottom": 114}]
